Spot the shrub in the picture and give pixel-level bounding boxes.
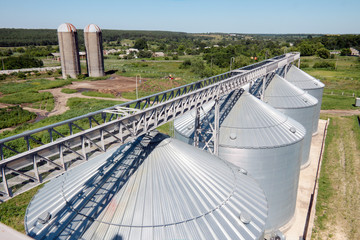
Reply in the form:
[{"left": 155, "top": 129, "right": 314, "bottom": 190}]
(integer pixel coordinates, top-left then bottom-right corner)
[
  {"left": 179, "top": 59, "right": 192, "bottom": 69},
  {"left": 17, "top": 72, "right": 26, "bottom": 79},
  {"left": 300, "top": 63, "right": 310, "bottom": 68},
  {"left": 317, "top": 48, "right": 330, "bottom": 59},
  {"left": 313, "top": 61, "right": 335, "bottom": 69},
  {"left": 0, "top": 106, "right": 37, "bottom": 129},
  {"left": 2, "top": 56, "right": 43, "bottom": 70}
]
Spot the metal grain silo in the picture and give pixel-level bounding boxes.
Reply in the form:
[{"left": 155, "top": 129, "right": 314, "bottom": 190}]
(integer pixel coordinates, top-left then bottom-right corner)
[
  {"left": 264, "top": 74, "right": 318, "bottom": 168},
  {"left": 285, "top": 65, "right": 325, "bottom": 134},
  {"left": 25, "top": 132, "right": 268, "bottom": 240},
  {"left": 84, "top": 24, "right": 105, "bottom": 77},
  {"left": 174, "top": 101, "right": 214, "bottom": 145},
  {"left": 218, "top": 92, "right": 305, "bottom": 233},
  {"left": 57, "top": 23, "right": 81, "bottom": 79}
]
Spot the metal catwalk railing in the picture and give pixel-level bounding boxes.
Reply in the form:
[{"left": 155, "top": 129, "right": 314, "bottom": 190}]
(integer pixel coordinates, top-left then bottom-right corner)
[{"left": 0, "top": 52, "right": 300, "bottom": 201}]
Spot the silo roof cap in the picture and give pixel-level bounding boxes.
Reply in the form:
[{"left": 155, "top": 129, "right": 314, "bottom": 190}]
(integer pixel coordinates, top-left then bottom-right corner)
[
  {"left": 220, "top": 92, "right": 305, "bottom": 149},
  {"left": 84, "top": 23, "right": 102, "bottom": 33},
  {"left": 285, "top": 65, "right": 325, "bottom": 89},
  {"left": 57, "top": 23, "right": 77, "bottom": 32},
  {"left": 264, "top": 74, "right": 318, "bottom": 109}
]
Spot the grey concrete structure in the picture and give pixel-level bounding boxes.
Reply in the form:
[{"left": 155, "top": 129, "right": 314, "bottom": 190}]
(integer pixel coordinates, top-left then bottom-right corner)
[
  {"left": 84, "top": 24, "right": 105, "bottom": 77},
  {"left": 285, "top": 65, "right": 325, "bottom": 134},
  {"left": 25, "top": 132, "right": 268, "bottom": 240},
  {"left": 264, "top": 74, "right": 318, "bottom": 168},
  {"left": 57, "top": 23, "right": 81, "bottom": 79}
]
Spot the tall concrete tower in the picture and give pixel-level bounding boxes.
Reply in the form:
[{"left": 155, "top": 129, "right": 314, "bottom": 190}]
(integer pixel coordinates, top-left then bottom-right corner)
[
  {"left": 57, "top": 23, "right": 81, "bottom": 79},
  {"left": 84, "top": 24, "right": 105, "bottom": 77}
]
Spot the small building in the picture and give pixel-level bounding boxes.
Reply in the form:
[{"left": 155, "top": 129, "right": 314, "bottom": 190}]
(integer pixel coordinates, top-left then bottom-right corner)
[
  {"left": 153, "top": 52, "right": 165, "bottom": 57},
  {"left": 126, "top": 48, "right": 139, "bottom": 55},
  {"left": 350, "top": 47, "right": 360, "bottom": 56}
]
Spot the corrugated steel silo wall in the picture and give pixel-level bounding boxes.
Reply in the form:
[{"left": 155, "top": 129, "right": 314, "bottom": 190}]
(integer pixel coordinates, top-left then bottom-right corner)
[
  {"left": 84, "top": 32, "right": 105, "bottom": 77},
  {"left": 272, "top": 107, "right": 313, "bottom": 167},
  {"left": 305, "top": 87, "right": 324, "bottom": 134},
  {"left": 219, "top": 142, "right": 301, "bottom": 232},
  {"left": 58, "top": 31, "right": 81, "bottom": 79}
]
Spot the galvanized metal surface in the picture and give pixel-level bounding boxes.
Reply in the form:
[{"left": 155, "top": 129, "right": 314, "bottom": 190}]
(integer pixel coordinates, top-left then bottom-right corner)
[
  {"left": 264, "top": 74, "right": 318, "bottom": 167},
  {"left": 25, "top": 133, "right": 268, "bottom": 240},
  {"left": 58, "top": 23, "right": 81, "bottom": 79},
  {"left": 84, "top": 24, "right": 105, "bottom": 77},
  {"left": 174, "top": 101, "right": 215, "bottom": 144},
  {"left": 285, "top": 66, "right": 325, "bottom": 134},
  {"left": 0, "top": 53, "right": 300, "bottom": 201},
  {"left": 218, "top": 92, "right": 305, "bottom": 232}
]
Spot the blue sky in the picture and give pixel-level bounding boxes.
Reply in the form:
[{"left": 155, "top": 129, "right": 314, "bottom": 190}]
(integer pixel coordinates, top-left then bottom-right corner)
[{"left": 1, "top": 0, "right": 359, "bottom": 34}]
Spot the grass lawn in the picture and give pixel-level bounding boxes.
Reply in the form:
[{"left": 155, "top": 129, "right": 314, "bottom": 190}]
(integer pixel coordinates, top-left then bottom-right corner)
[
  {"left": 313, "top": 114, "right": 360, "bottom": 239},
  {"left": 301, "top": 56, "right": 360, "bottom": 110}
]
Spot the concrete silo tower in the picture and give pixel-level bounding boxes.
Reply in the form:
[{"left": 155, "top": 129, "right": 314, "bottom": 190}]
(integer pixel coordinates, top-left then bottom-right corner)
[
  {"left": 84, "top": 24, "right": 105, "bottom": 77},
  {"left": 57, "top": 23, "right": 81, "bottom": 79}
]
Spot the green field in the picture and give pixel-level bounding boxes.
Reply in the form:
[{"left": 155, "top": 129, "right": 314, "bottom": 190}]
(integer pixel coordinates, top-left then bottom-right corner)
[{"left": 300, "top": 56, "right": 360, "bottom": 110}]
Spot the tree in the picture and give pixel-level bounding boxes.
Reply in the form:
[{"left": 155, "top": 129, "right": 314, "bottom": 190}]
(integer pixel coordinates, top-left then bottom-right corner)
[
  {"left": 299, "top": 43, "right": 316, "bottom": 56},
  {"left": 138, "top": 50, "right": 152, "bottom": 58},
  {"left": 134, "top": 38, "right": 148, "bottom": 50},
  {"left": 317, "top": 48, "right": 330, "bottom": 59},
  {"left": 340, "top": 48, "right": 351, "bottom": 56}
]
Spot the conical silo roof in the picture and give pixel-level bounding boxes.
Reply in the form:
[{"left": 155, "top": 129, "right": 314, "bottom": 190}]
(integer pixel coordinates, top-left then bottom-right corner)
[
  {"left": 25, "top": 133, "right": 268, "bottom": 240},
  {"left": 286, "top": 65, "right": 325, "bottom": 90},
  {"left": 218, "top": 92, "right": 305, "bottom": 231},
  {"left": 285, "top": 65, "right": 325, "bottom": 134},
  {"left": 219, "top": 92, "right": 306, "bottom": 149},
  {"left": 174, "top": 101, "right": 214, "bottom": 140},
  {"left": 264, "top": 74, "right": 318, "bottom": 109},
  {"left": 264, "top": 74, "right": 318, "bottom": 167}
]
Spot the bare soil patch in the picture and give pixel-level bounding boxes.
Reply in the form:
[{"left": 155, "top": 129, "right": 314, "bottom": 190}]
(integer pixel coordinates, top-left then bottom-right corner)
[{"left": 67, "top": 74, "right": 140, "bottom": 97}]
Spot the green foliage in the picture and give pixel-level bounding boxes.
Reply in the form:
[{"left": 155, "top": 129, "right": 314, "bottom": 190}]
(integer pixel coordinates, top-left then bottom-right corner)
[
  {"left": 0, "top": 106, "right": 37, "bottom": 129},
  {"left": 16, "top": 72, "right": 26, "bottom": 79},
  {"left": 179, "top": 59, "right": 192, "bottom": 69},
  {"left": 61, "top": 88, "right": 77, "bottom": 94},
  {"left": 77, "top": 74, "right": 86, "bottom": 79},
  {"left": 138, "top": 50, "right": 152, "bottom": 58},
  {"left": 317, "top": 48, "right": 330, "bottom": 59},
  {"left": 299, "top": 42, "right": 317, "bottom": 56},
  {"left": 313, "top": 61, "right": 335, "bottom": 69},
  {"left": 0, "top": 79, "right": 72, "bottom": 94},
  {"left": 341, "top": 48, "right": 352, "bottom": 56},
  {"left": 172, "top": 55, "right": 179, "bottom": 60},
  {"left": 0, "top": 185, "right": 43, "bottom": 233},
  {"left": 0, "top": 91, "right": 53, "bottom": 104},
  {"left": 0, "top": 74, "right": 7, "bottom": 80},
  {"left": 134, "top": 38, "right": 148, "bottom": 50},
  {"left": 2, "top": 56, "right": 43, "bottom": 70},
  {"left": 81, "top": 91, "right": 115, "bottom": 98}
]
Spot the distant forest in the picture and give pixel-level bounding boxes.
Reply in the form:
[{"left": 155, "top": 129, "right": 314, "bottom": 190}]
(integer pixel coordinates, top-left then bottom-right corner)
[
  {"left": 1, "top": 28, "right": 359, "bottom": 51},
  {"left": 0, "top": 28, "right": 196, "bottom": 47}
]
